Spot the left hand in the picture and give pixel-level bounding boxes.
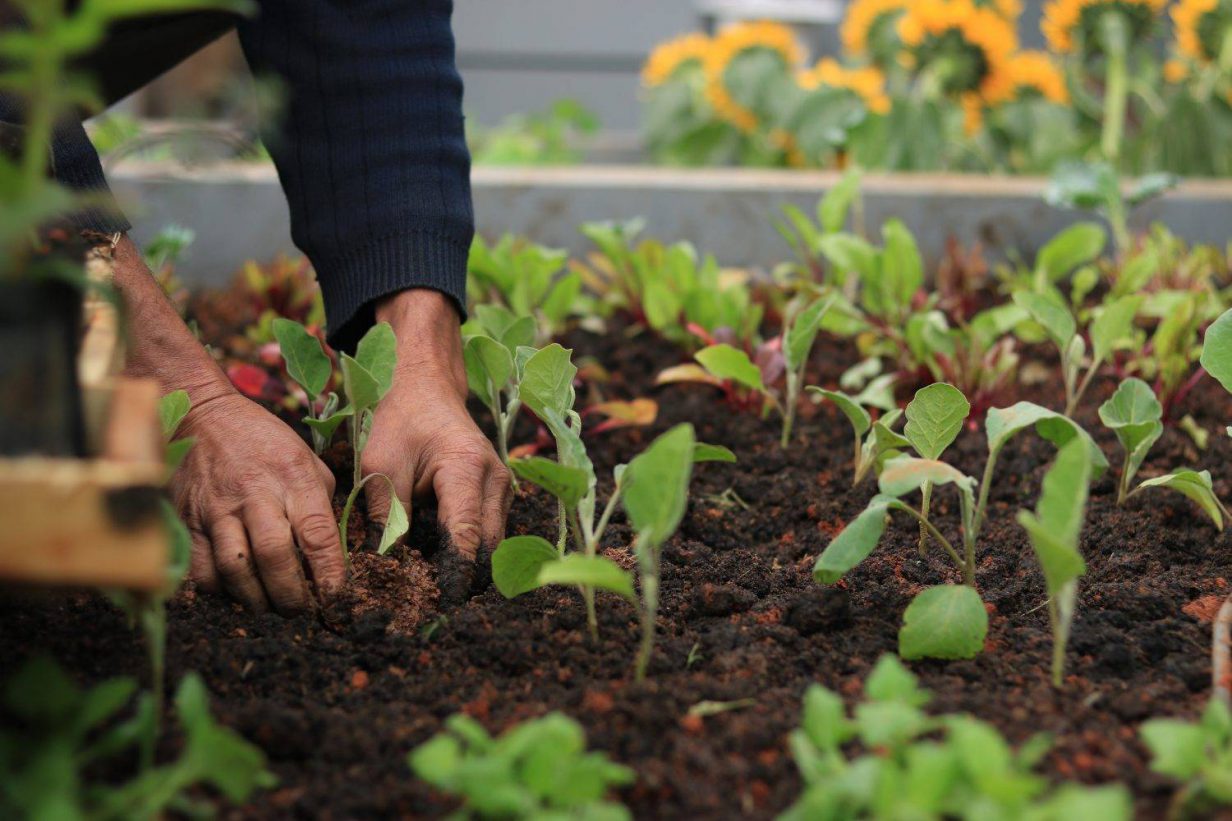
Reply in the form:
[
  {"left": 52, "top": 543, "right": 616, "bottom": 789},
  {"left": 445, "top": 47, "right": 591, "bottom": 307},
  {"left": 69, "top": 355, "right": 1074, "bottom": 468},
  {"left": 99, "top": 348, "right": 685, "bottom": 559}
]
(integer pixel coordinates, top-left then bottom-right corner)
[{"left": 361, "top": 290, "right": 512, "bottom": 605}]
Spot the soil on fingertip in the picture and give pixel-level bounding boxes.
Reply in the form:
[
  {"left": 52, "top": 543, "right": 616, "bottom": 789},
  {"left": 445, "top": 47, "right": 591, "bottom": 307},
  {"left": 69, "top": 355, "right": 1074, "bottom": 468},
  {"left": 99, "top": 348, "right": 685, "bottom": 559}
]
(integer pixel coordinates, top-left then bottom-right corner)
[{"left": 3, "top": 307, "right": 1232, "bottom": 819}]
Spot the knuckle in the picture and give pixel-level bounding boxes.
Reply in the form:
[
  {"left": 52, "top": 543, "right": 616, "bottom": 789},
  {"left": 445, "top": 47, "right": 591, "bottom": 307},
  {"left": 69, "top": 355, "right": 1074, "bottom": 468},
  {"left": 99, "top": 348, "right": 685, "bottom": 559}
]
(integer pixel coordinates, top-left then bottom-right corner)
[
  {"left": 214, "top": 548, "right": 252, "bottom": 580},
  {"left": 296, "top": 512, "right": 340, "bottom": 553}
]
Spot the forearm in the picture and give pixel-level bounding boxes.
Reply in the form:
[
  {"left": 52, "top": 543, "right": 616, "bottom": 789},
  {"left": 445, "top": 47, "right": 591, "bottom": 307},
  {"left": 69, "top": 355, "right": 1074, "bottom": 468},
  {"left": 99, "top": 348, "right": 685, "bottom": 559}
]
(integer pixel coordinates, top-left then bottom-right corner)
[
  {"left": 111, "top": 235, "right": 233, "bottom": 408},
  {"left": 374, "top": 289, "right": 468, "bottom": 402}
]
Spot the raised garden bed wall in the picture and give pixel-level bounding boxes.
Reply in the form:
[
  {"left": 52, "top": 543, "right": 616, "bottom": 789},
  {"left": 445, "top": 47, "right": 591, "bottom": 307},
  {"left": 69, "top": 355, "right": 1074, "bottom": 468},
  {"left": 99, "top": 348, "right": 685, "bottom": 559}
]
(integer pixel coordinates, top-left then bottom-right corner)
[{"left": 109, "top": 162, "right": 1232, "bottom": 287}]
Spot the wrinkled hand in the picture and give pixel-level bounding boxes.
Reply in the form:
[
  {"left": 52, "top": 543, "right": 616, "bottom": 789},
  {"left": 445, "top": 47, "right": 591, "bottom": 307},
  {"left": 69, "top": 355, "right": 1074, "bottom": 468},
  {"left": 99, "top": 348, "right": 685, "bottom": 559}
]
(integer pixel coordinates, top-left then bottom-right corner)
[
  {"left": 174, "top": 391, "right": 346, "bottom": 613},
  {"left": 362, "top": 290, "right": 512, "bottom": 605}
]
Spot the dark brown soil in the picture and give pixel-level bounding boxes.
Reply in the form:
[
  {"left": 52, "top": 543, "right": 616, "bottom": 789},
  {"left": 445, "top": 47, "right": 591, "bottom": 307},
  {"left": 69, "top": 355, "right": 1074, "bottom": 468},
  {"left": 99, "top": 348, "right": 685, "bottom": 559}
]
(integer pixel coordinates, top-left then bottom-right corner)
[{"left": 3, "top": 316, "right": 1232, "bottom": 820}]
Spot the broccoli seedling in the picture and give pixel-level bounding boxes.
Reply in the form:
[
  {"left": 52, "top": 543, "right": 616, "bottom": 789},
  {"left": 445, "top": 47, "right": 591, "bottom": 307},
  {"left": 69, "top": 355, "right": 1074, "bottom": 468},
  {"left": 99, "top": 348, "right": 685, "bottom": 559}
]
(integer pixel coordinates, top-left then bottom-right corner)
[
  {"left": 1098, "top": 377, "right": 1227, "bottom": 529},
  {"left": 0, "top": 656, "right": 274, "bottom": 819},
  {"left": 781, "top": 654, "right": 1132, "bottom": 820},
  {"left": 1141, "top": 699, "right": 1232, "bottom": 820},
  {"left": 409, "top": 712, "right": 633, "bottom": 820},
  {"left": 815, "top": 392, "right": 1107, "bottom": 663}
]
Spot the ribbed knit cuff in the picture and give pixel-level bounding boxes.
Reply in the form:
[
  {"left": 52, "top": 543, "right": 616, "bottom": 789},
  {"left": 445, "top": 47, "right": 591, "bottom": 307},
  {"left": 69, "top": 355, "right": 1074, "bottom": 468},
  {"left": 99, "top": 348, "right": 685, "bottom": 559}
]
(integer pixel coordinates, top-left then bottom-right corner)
[
  {"left": 51, "top": 130, "right": 132, "bottom": 236},
  {"left": 313, "top": 229, "right": 470, "bottom": 353}
]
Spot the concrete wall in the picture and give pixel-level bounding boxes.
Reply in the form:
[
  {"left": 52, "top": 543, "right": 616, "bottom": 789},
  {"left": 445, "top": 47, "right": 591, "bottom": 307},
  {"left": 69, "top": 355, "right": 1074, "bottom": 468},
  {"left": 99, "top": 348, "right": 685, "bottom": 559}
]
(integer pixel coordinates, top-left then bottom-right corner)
[{"left": 109, "top": 162, "right": 1232, "bottom": 287}]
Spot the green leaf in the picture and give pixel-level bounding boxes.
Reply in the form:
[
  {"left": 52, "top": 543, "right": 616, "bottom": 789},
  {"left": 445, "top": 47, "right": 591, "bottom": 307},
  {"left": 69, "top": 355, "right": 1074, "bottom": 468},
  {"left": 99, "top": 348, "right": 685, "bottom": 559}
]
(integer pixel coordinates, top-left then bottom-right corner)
[
  {"left": 1137, "top": 470, "right": 1226, "bottom": 531},
  {"left": 1012, "top": 292, "right": 1075, "bottom": 350},
  {"left": 519, "top": 343, "right": 578, "bottom": 418},
  {"left": 693, "top": 442, "right": 737, "bottom": 463},
  {"left": 1035, "top": 222, "right": 1106, "bottom": 283},
  {"left": 1016, "top": 437, "right": 1091, "bottom": 595},
  {"left": 158, "top": 390, "right": 191, "bottom": 440},
  {"left": 877, "top": 457, "right": 974, "bottom": 501},
  {"left": 373, "top": 475, "right": 409, "bottom": 555},
  {"left": 880, "top": 219, "right": 924, "bottom": 311},
  {"left": 898, "top": 585, "right": 988, "bottom": 661},
  {"left": 1201, "top": 308, "right": 1232, "bottom": 394},
  {"left": 1098, "top": 378, "right": 1163, "bottom": 483},
  {"left": 785, "top": 295, "right": 836, "bottom": 373},
  {"left": 354, "top": 322, "right": 396, "bottom": 399},
  {"left": 814, "top": 496, "right": 894, "bottom": 584},
  {"left": 809, "top": 388, "right": 871, "bottom": 437},
  {"left": 340, "top": 354, "right": 382, "bottom": 413},
  {"left": 864, "top": 654, "right": 929, "bottom": 705},
  {"left": 492, "top": 535, "right": 559, "bottom": 598},
  {"left": 174, "top": 674, "right": 275, "bottom": 802},
  {"left": 903, "top": 383, "right": 970, "bottom": 460},
  {"left": 1089, "top": 295, "right": 1142, "bottom": 362},
  {"left": 817, "top": 233, "right": 879, "bottom": 280},
  {"left": 623, "top": 424, "right": 696, "bottom": 547},
  {"left": 985, "top": 402, "right": 1108, "bottom": 477},
  {"left": 303, "top": 407, "right": 353, "bottom": 444},
  {"left": 509, "top": 457, "right": 590, "bottom": 508},
  {"left": 537, "top": 555, "right": 635, "bottom": 600},
  {"left": 695, "top": 344, "right": 765, "bottom": 393},
  {"left": 409, "top": 733, "right": 462, "bottom": 786},
  {"left": 819, "top": 168, "right": 863, "bottom": 234},
  {"left": 272, "top": 318, "right": 331, "bottom": 398},
  {"left": 464, "top": 335, "right": 515, "bottom": 406},
  {"left": 165, "top": 437, "right": 195, "bottom": 472},
  {"left": 798, "top": 684, "right": 853, "bottom": 752},
  {"left": 1141, "top": 719, "right": 1208, "bottom": 780}
]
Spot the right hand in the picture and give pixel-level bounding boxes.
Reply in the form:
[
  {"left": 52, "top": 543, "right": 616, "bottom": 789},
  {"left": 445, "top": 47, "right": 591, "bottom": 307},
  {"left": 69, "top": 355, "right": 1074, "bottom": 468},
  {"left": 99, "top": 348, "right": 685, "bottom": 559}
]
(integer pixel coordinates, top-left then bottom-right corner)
[{"left": 172, "top": 389, "right": 347, "bottom": 613}]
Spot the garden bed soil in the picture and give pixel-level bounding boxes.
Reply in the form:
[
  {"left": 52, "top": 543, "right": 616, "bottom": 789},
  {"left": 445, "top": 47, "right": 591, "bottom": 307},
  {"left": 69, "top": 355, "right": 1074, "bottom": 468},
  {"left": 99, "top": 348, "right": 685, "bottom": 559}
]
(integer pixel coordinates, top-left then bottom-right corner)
[{"left": 3, "top": 315, "right": 1232, "bottom": 819}]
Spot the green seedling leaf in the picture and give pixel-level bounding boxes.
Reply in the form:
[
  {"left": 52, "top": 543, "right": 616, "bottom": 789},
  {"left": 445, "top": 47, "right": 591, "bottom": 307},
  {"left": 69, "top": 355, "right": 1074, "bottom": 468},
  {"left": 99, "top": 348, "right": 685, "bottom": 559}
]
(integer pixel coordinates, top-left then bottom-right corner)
[
  {"left": 158, "top": 390, "right": 191, "bottom": 440},
  {"left": 165, "top": 437, "right": 195, "bottom": 472},
  {"left": 695, "top": 344, "right": 765, "bottom": 393},
  {"left": 537, "top": 555, "right": 635, "bottom": 600},
  {"left": 814, "top": 496, "right": 896, "bottom": 584},
  {"left": 520, "top": 343, "right": 578, "bottom": 417},
  {"left": 375, "top": 476, "right": 409, "bottom": 555},
  {"left": 904, "top": 383, "right": 970, "bottom": 460},
  {"left": 1017, "top": 437, "right": 1091, "bottom": 595},
  {"left": 1012, "top": 292, "right": 1075, "bottom": 350},
  {"left": 899, "top": 584, "right": 988, "bottom": 661},
  {"left": 809, "top": 388, "right": 871, "bottom": 437},
  {"left": 174, "top": 674, "right": 276, "bottom": 801},
  {"left": 865, "top": 654, "right": 930, "bottom": 705},
  {"left": 1141, "top": 718, "right": 1208, "bottom": 780},
  {"left": 1202, "top": 308, "right": 1232, "bottom": 394},
  {"left": 785, "top": 295, "right": 836, "bottom": 372},
  {"left": 1099, "top": 378, "right": 1163, "bottom": 487},
  {"left": 464, "top": 335, "right": 515, "bottom": 406},
  {"left": 693, "top": 443, "right": 737, "bottom": 463},
  {"left": 272, "top": 318, "right": 331, "bottom": 398},
  {"left": 303, "top": 407, "right": 353, "bottom": 443},
  {"left": 1035, "top": 222, "right": 1106, "bottom": 283},
  {"left": 354, "top": 322, "right": 396, "bottom": 398},
  {"left": 880, "top": 219, "right": 924, "bottom": 311},
  {"left": 798, "top": 684, "right": 854, "bottom": 751},
  {"left": 819, "top": 167, "right": 863, "bottom": 234},
  {"left": 878, "top": 457, "right": 974, "bottom": 501},
  {"left": 474, "top": 304, "right": 536, "bottom": 352},
  {"left": 509, "top": 457, "right": 590, "bottom": 508},
  {"left": 986, "top": 402, "right": 1108, "bottom": 477},
  {"left": 1089, "top": 295, "right": 1142, "bottom": 362},
  {"left": 817, "top": 233, "right": 879, "bottom": 280},
  {"left": 623, "top": 424, "right": 696, "bottom": 547},
  {"left": 492, "top": 535, "right": 559, "bottom": 598},
  {"left": 1137, "top": 470, "right": 1226, "bottom": 531},
  {"left": 340, "top": 354, "right": 382, "bottom": 414}
]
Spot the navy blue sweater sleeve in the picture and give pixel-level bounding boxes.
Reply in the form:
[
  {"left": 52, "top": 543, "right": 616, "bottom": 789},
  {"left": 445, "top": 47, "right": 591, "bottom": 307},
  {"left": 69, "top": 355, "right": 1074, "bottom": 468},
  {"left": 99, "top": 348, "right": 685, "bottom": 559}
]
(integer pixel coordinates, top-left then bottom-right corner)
[{"left": 236, "top": 0, "right": 474, "bottom": 351}]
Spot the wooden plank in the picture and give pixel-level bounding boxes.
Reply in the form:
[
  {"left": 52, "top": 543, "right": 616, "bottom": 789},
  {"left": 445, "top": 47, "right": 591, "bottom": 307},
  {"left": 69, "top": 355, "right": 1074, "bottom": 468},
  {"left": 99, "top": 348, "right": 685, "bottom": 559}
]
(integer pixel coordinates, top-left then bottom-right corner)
[
  {"left": 101, "top": 377, "right": 164, "bottom": 466},
  {"left": 0, "top": 458, "right": 168, "bottom": 590},
  {"left": 79, "top": 239, "right": 123, "bottom": 455}
]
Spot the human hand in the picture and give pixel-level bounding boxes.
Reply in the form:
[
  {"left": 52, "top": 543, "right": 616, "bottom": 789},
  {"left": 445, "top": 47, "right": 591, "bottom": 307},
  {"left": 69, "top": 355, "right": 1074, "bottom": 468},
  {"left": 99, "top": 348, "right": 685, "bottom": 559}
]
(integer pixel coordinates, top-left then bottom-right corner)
[{"left": 362, "top": 290, "right": 513, "bottom": 605}]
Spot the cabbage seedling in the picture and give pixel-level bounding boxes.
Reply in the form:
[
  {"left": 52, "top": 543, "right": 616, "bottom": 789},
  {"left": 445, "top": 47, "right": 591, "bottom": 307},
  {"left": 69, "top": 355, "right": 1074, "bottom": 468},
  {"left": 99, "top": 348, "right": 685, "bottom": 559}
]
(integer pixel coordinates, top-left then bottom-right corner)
[
  {"left": 807, "top": 388, "right": 908, "bottom": 485},
  {"left": 409, "top": 712, "right": 633, "bottom": 818},
  {"left": 903, "top": 382, "right": 969, "bottom": 554},
  {"left": 1012, "top": 290, "right": 1141, "bottom": 416},
  {"left": 781, "top": 655, "right": 1132, "bottom": 820},
  {"left": 780, "top": 294, "right": 836, "bottom": 447},
  {"left": 1141, "top": 699, "right": 1232, "bottom": 819},
  {"left": 1099, "top": 377, "right": 1227, "bottom": 529},
  {"left": 814, "top": 399, "right": 1106, "bottom": 661},
  {"left": 462, "top": 305, "right": 537, "bottom": 464}
]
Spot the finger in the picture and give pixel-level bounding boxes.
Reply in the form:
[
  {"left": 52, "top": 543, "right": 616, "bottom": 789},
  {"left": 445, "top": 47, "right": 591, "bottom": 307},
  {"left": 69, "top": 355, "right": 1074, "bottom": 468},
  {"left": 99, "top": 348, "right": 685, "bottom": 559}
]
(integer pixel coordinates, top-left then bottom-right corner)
[
  {"left": 188, "top": 529, "right": 220, "bottom": 593},
  {"left": 481, "top": 463, "right": 513, "bottom": 549},
  {"left": 210, "top": 516, "right": 270, "bottom": 613},
  {"left": 285, "top": 480, "right": 348, "bottom": 601},
  {"left": 433, "top": 461, "right": 486, "bottom": 561},
  {"left": 242, "top": 497, "right": 311, "bottom": 614}
]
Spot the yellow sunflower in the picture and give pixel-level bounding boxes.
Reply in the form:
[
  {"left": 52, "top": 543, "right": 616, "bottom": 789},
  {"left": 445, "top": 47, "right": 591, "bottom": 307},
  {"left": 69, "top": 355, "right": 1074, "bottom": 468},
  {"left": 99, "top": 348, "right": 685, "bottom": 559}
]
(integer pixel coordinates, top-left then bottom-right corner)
[
  {"left": 1042, "top": 0, "right": 1169, "bottom": 54},
  {"left": 982, "top": 51, "right": 1070, "bottom": 104},
  {"left": 898, "top": 0, "right": 1019, "bottom": 97},
  {"left": 1172, "top": 0, "right": 1232, "bottom": 66},
  {"left": 841, "top": 0, "right": 908, "bottom": 56},
  {"left": 797, "top": 58, "right": 893, "bottom": 114},
  {"left": 975, "top": 0, "right": 1025, "bottom": 19},
  {"left": 642, "top": 32, "right": 711, "bottom": 87},
  {"left": 703, "top": 20, "right": 805, "bottom": 133},
  {"left": 1164, "top": 57, "right": 1191, "bottom": 82}
]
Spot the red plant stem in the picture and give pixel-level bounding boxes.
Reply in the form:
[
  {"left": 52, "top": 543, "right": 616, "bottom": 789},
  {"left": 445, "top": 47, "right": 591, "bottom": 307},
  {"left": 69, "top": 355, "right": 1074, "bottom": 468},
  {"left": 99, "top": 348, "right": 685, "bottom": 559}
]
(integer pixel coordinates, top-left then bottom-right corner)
[{"left": 1164, "top": 367, "right": 1206, "bottom": 423}]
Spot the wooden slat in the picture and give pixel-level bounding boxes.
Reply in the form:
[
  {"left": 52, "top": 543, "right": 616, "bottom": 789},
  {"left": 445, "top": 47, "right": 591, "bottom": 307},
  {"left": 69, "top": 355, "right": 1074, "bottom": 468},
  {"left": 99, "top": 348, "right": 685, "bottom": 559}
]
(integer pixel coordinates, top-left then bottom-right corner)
[{"left": 0, "top": 458, "right": 168, "bottom": 590}]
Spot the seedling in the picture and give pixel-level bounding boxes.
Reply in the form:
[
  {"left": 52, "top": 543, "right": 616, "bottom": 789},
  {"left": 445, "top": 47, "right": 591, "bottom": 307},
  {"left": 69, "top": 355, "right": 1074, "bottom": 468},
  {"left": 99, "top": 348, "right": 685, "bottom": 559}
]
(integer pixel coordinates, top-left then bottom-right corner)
[
  {"left": 781, "top": 655, "right": 1131, "bottom": 820},
  {"left": 688, "top": 342, "right": 782, "bottom": 416},
  {"left": 461, "top": 304, "right": 537, "bottom": 464},
  {"left": 1017, "top": 437, "right": 1093, "bottom": 687},
  {"left": 467, "top": 234, "right": 581, "bottom": 345},
  {"left": 1141, "top": 699, "right": 1232, "bottom": 821},
  {"left": 157, "top": 388, "right": 194, "bottom": 472},
  {"left": 780, "top": 294, "right": 836, "bottom": 447},
  {"left": 1012, "top": 290, "right": 1142, "bottom": 416},
  {"left": 0, "top": 655, "right": 274, "bottom": 819},
  {"left": 902, "top": 382, "right": 970, "bottom": 554},
  {"left": 1203, "top": 307, "right": 1232, "bottom": 427},
  {"left": 1045, "top": 161, "right": 1177, "bottom": 253},
  {"left": 274, "top": 319, "right": 408, "bottom": 561},
  {"left": 774, "top": 167, "right": 865, "bottom": 282},
  {"left": 815, "top": 392, "right": 1107, "bottom": 661},
  {"left": 1099, "top": 378, "right": 1227, "bottom": 529},
  {"left": 409, "top": 712, "right": 633, "bottom": 820}
]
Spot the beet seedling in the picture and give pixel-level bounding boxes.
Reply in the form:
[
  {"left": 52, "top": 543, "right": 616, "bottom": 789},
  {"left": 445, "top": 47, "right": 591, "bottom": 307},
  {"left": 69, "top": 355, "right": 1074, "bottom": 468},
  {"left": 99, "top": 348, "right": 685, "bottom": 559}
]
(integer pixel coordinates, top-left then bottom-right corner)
[
  {"left": 1099, "top": 377, "right": 1227, "bottom": 529},
  {"left": 409, "top": 712, "right": 633, "bottom": 819},
  {"left": 815, "top": 395, "right": 1106, "bottom": 661},
  {"left": 781, "top": 655, "right": 1132, "bottom": 820},
  {"left": 780, "top": 294, "right": 836, "bottom": 447}
]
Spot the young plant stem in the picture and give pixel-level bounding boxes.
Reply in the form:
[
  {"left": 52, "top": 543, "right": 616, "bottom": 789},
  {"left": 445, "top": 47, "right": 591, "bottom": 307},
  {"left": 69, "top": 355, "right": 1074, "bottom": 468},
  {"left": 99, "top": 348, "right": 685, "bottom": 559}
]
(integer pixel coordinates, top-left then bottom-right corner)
[
  {"left": 1117, "top": 459, "right": 1133, "bottom": 505},
  {"left": 568, "top": 507, "right": 599, "bottom": 641},
  {"left": 917, "top": 481, "right": 933, "bottom": 556},
  {"left": 555, "top": 499, "right": 568, "bottom": 557},
  {"left": 1048, "top": 584, "right": 1077, "bottom": 688},
  {"left": 137, "top": 600, "right": 166, "bottom": 772},
  {"left": 633, "top": 533, "right": 659, "bottom": 682},
  {"left": 1099, "top": 12, "right": 1130, "bottom": 168},
  {"left": 972, "top": 447, "right": 1002, "bottom": 544},
  {"left": 338, "top": 472, "right": 392, "bottom": 571},
  {"left": 1067, "top": 357, "right": 1104, "bottom": 417},
  {"left": 896, "top": 504, "right": 970, "bottom": 585},
  {"left": 781, "top": 370, "right": 800, "bottom": 449}
]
